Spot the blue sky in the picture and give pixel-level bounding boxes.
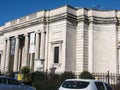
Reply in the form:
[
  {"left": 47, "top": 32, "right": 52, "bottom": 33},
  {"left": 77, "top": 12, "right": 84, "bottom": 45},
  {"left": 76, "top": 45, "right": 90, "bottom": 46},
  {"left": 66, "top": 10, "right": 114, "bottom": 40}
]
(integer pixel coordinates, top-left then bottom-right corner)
[{"left": 0, "top": 0, "right": 120, "bottom": 26}]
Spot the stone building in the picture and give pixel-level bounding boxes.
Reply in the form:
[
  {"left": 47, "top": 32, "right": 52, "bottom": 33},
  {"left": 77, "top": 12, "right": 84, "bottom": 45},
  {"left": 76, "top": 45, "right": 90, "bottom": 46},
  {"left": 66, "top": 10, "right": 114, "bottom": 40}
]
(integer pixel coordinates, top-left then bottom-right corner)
[{"left": 0, "top": 5, "right": 120, "bottom": 74}]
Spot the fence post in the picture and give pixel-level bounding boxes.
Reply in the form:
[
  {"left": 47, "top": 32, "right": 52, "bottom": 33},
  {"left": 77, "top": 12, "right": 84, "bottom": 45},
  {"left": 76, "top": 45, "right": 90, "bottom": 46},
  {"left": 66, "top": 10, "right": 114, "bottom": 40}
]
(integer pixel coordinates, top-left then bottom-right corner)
[{"left": 107, "top": 71, "right": 110, "bottom": 85}]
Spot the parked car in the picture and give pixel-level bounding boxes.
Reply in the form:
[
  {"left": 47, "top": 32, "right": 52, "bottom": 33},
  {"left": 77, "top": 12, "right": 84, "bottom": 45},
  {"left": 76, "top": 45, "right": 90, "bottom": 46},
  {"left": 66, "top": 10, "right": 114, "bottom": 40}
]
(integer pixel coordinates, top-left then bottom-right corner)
[
  {"left": 58, "top": 79, "right": 112, "bottom": 90},
  {"left": 0, "top": 76, "right": 36, "bottom": 90}
]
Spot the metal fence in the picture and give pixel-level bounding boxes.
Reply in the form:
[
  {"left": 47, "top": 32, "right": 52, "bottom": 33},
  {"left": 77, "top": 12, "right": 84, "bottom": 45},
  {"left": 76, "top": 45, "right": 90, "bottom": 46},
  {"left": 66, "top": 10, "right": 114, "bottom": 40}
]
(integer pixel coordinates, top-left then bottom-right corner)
[
  {"left": 92, "top": 72, "right": 120, "bottom": 90},
  {"left": 92, "top": 72, "right": 120, "bottom": 85}
]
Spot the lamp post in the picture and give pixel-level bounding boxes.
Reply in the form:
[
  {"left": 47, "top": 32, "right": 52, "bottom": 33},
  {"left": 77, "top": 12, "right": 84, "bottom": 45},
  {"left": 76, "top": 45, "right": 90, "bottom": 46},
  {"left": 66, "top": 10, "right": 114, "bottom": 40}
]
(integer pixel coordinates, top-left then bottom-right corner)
[{"left": 106, "top": 71, "right": 110, "bottom": 85}]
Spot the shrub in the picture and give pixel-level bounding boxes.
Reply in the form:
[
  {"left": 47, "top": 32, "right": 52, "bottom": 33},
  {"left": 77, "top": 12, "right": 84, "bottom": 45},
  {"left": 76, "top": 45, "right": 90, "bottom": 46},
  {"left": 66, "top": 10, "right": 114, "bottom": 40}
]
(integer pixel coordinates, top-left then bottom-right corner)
[
  {"left": 31, "top": 71, "right": 46, "bottom": 90},
  {"left": 60, "top": 72, "right": 75, "bottom": 82},
  {"left": 21, "top": 66, "right": 30, "bottom": 74},
  {"left": 79, "top": 71, "right": 95, "bottom": 79},
  {"left": 31, "top": 71, "right": 46, "bottom": 82},
  {"left": 47, "top": 73, "right": 61, "bottom": 90},
  {"left": 21, "top": 66, "right": 31, "bottom": 83},
  {"left": 30, "top": 71, "right": 75, "bottom": 90}
]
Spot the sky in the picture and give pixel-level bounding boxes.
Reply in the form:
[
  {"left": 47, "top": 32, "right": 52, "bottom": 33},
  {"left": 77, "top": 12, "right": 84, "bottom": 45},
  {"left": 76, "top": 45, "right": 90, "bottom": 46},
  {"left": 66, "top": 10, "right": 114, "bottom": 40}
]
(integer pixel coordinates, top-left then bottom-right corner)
[{"left": 0, "top": 0, "right": 120, "bottom": 26}]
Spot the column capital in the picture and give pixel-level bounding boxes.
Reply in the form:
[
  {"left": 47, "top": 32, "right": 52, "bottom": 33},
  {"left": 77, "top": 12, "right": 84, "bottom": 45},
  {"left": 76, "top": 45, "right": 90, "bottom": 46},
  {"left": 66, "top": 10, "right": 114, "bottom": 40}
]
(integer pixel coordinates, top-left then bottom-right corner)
[
  {"left": 4, "top": 37, "right": 7, "bottom": 41},
  {"left": 35, "top": 30, "right": 41, "bottom": 33},
  {"left": 41, "top": 30, "right": 46, "bottom": 34},
  {"left": 24, "top": 33, "right": 29, "bottom": 36},
  {"left": 6, "top": 37, "right": 10, "bottom": 40},
  {"left": 14, "top": 35, "right": 19, "bottom": 38},
  {"left": 35, "top": 31, "right": 40, "bottom": 34}
]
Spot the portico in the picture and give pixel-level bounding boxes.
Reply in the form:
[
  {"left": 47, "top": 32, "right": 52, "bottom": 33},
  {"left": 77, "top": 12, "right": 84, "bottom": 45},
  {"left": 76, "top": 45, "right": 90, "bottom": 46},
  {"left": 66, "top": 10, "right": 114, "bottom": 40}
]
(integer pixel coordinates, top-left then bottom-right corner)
[{"left": 0, "top": 29, "right": 46, "bottom": 73}]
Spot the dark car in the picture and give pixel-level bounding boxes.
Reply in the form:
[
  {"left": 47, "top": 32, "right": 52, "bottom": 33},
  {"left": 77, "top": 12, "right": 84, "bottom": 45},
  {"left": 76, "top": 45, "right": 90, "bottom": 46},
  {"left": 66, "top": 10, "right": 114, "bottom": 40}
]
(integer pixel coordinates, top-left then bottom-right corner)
[{"left": 0, "top": 76, "right": 36, "bottom": 90}]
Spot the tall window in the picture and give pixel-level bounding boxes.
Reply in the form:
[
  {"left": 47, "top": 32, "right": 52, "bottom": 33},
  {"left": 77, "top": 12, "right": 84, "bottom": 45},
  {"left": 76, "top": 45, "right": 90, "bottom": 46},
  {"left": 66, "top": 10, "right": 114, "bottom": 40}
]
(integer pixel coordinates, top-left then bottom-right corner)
[
  {"left": 54, "top": 47, "right": 59, "bottom": 63},
  {"left": 10, "top": 37, "right": 15, "bottom": 55}
]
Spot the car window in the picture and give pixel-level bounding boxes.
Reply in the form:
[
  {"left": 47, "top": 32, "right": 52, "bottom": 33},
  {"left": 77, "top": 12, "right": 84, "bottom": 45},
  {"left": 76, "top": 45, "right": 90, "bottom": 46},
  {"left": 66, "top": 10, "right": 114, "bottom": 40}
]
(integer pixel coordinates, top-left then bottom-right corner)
[
  {"left": 105, "top": 83, "right": 112, "bottom": 90},
  {"left": 0, "top": 78, "right": 7, "bottom": 84},
  {"left": 95, "top": 82, "right": 105, "bottom": 90},
  {"left": 62, "top": 81, "right": 89, "bottom": 89},
  {"left": 8, "top": 78, "right": 22, "bottom": 85}
]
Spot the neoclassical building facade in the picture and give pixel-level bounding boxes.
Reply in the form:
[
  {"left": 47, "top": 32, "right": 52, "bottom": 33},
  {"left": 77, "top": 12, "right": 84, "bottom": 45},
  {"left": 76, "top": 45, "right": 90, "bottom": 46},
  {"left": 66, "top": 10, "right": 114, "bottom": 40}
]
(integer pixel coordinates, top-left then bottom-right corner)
[{"left": 0, "top": 5, "right": 120, "bottom": 74}]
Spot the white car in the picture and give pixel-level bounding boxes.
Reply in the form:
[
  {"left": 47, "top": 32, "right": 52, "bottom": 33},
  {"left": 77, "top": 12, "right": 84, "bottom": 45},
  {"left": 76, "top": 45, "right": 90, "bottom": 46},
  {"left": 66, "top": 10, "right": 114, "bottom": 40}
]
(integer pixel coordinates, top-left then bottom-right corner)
[
  {"left": 58, "top": 79, "right": 112, "bottom": 90},
  {"left": 0, "top": 76, "right": 36, "bottom": 90}
]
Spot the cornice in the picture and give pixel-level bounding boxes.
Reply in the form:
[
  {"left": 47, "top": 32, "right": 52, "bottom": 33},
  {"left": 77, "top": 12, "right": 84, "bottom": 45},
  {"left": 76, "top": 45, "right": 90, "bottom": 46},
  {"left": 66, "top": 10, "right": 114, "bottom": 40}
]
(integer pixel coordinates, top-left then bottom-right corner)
[
  {"left": 0, "top": 31, "right": 3, "bottom": 36},
  {"left": 77, "top": 15, "right": 119, "bottom": 24},
  {"left": 2, "top": 17, "right": 45, "bottom": 33},
  {"left": 89, "top": 16, "right": 118, "bottom": 24},
  {"left": 49, "top": 12, "right": 77, "bottom": 23},
  {"left": 1, "top": 10, "right": 120, "bottom": 34},
  {"left": 1, "top": 13, "right": 77, "bottom": 33},
  {"left": 50, "top": 40, "right": 63, "bottom": 45}
]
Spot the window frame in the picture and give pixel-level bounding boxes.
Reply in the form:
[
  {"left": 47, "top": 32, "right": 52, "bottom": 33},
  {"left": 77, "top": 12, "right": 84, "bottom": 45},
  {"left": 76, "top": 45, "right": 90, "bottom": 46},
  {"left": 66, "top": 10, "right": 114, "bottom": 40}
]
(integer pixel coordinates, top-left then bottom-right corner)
[{"left": 54, "top": 46, "right": 59, "bottom": 63}]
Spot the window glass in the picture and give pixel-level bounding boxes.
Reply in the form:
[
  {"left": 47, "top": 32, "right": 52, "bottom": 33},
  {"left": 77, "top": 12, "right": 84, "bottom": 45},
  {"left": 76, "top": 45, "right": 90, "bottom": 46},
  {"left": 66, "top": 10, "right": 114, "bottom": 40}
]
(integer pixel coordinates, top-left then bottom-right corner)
[
  {"left": 0, "top": 78, "right": 7, "bottom": 84},
  {"left": 54, "top": 47, "right": 59, "bottom": 63},
  {"left": 105, "top": 83, "right": 112, "bottom": 90},
  {"left": 8, "top": 79, "right": 21, "bottom": 85},
  {"left": 62, "top": 81, "right": 89, "bottom": 89},
  {"left": 95, "top": 82, "right": 105, "bottom": 90}
]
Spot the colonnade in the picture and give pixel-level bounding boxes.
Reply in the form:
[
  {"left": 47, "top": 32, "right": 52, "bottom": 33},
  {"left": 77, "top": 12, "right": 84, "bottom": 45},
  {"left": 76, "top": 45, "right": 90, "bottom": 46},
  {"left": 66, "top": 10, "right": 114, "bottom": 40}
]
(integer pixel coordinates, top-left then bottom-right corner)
[{"left": 1, "top": 30, "right": 46, "bottom": 73}]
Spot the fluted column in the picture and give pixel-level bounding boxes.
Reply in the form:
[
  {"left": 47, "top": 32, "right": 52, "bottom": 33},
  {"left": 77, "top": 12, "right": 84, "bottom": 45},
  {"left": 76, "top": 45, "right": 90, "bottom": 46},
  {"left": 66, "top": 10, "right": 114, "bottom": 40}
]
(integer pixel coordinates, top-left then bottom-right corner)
[
  {"left": 23, "top": 33, "right": 29, "bottom": 67},
  {"left": 13, "top": 36, "right": 19, "bottom": 72},
  {"left": 40, "top": 31, "right": 46, "bottom": 60},
  {"left": 35, "top": 32, "right": 40, "bottom": 60},
  {"left": 5, "top": 38, "right": 10, "bottom": 72},
  {"left": 34, "top": 32, "right": 40, "bottom": 71},
  {"left": 1, "top": 38, "right": 7, "bottom": 73}
]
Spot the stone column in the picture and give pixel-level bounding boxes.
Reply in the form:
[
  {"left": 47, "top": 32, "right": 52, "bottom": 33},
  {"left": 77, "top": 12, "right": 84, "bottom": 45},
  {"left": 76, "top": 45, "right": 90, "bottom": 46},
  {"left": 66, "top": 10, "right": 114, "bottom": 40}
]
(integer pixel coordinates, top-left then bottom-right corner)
[
  {"left": 40, "top": 31, "right": 46, "bottom": 60},
  {"left": 35, "top": 32, "right": 40, "bottom": 60},
  {"left": 30, "top": 53, "right": 33, "bottom": 71},
  {"left": 13, "top": 36, "right": 19, "bottom": 72},
  {"left": 23, "top": 33, "right": 29, "bottom": 67},
  {"left": 1, "top": 38, "right": 7, "bottom": 73},
  {"left": 5, "top": 38, "right": 10, "bottom": 72},
  {"left": 34, "top": 32, "right": 40, "bottom": 71}
]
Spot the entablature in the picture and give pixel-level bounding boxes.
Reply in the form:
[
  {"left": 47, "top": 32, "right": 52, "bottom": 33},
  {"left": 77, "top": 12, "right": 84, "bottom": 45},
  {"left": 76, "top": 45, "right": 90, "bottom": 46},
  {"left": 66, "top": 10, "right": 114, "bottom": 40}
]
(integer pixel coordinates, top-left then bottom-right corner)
[
  {"left": 1, "top": 5, "right": 120, "bottom": 33},
  {"left": 1, "top": 12, "right": 77, "bottom": 33}
]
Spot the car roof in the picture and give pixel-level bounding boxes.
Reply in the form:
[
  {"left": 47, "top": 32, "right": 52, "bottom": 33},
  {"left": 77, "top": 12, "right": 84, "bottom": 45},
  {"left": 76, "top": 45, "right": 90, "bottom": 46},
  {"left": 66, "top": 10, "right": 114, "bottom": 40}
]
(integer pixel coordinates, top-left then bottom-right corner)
[
  {"left": 0, "top": 76, "right": 16, "bottom": 80},
  {"left": 64, "top": 79, "right": 103, "bottom": 82}
]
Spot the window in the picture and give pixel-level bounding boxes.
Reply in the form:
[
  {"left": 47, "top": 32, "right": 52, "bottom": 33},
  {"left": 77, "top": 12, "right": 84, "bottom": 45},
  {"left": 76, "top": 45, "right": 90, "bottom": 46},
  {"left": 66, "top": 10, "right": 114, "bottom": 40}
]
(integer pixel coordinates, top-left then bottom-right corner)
[
  {"left": 95, "top": 82, "right": 105, "bottom": 90},
  {"left": 54, "top": 47, "right": 59, "bottom": 63},
  {"left": 0, "top": 78, "right": 7, "bottom": 84},
  {"left": 62, "top": 81, "right": 89, "bottom": 89},
  {"left": 10, "top": 37, "right": 15, "bottom": 55},
  {"left": 105, "top": 83, "right": 112, "bottom": 90},
  {"left": 8, "top": 79, "right": 22, "bottom": 85}
]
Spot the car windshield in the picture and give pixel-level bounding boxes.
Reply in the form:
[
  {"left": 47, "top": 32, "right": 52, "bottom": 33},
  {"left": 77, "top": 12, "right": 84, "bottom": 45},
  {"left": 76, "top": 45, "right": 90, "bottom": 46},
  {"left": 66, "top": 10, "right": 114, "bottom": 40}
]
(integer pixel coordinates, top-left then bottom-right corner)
[{"left": 62, "top": 80, "right": 90, "bottom": 89}]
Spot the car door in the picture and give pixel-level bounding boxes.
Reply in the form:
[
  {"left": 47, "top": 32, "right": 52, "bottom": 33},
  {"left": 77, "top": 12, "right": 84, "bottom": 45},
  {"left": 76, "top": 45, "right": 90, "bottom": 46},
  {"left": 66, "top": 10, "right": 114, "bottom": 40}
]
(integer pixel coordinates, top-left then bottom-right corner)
[
  {"left": 104, "top": 83, "right": 112, "bottom": 90},
  {"left": 7, "top": 78, "right": 23, "bottom": 90},
  {"left": 0, "top": 77, "right": 11, "bottom": 90},
  {"left": 95, "top": 82, "right": 106, "bottom": 90}
]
